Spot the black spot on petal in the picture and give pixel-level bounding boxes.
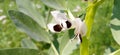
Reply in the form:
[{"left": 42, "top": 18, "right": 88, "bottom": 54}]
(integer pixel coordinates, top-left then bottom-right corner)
[
  {"left": 66, "top": 21, "right": 72, "bottom": 28},
  {"left": 53, "top": 24, "right": 62, "bottom": 32}
]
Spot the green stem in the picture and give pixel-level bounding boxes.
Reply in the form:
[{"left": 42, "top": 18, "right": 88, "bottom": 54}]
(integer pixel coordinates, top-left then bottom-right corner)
[
  {"left": 85, "top": 0, "right": 104, "bottom": 39},
  {"left": 51, "top": 42, "right": 59, "bottom": 55},
  {"left": 80, "top": 37, "right": 89, "bottom": 55},
  {"left": 80, "top": 0, "right": 104, "bottom": 55}
]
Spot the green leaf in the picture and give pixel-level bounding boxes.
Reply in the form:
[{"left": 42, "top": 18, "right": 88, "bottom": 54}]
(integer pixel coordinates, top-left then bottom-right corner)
[
  {"left": 59, "top": 39, "right": 78, "bottom": 55},
  {"left": 58, "top": 30, "right": 78, "bottom": 55},
  {"left": 110, "top": 0, "right": 120, "bottom": 45},
  {"left": 110, "top": 19, "right": 120, "bottom": 45},
  {"left": 0, "top": 48, "right": 39, "bottom": 55},
  {"left": 110, "top": 49, "right": 120, "bottom": 55},
  {"left": 21, "top": 38, "right": 38, "bottom": 49},
  {"left": 48, "top": 29, "right": 78, "bottom": 55},
  {"left": 40, "top": 0, "right": 66, "bottom": 10},
  {"left": 8, "top": 10, "right": 53, "bottom": 43},
  {"left": 16, "top": 0, "right": 46, "bottom": 28},
  {"left": 48, "top": 44, "right": 59, "bottom": 55}
]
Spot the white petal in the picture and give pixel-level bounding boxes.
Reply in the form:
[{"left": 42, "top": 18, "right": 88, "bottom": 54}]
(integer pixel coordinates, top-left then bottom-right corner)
[
  {"left": 61, "top": 20, "right": 67, "bottom": 29},
  {"left": 72, "top": 18, "right": 82, "bottom": 28},
  {"left": 73, "top": 18, "right": 82, "bottom": 34},
  {"left": 47, "top": 23, "right": 57, "bottom": 33},
  {"left": 73, "top": 18, "right": 87, "bottom": 36},
  {"left": 81, "top": 22, "right": 87, "bottom": 36},
  {"left": 51, "top": 10, "right": 67, "bottom": 23}
]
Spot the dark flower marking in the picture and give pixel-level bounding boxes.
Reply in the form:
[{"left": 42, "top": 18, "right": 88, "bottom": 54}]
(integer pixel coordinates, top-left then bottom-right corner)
[
  {"left": 53, "top": 24, "right": 62, "bottom": 32},
  {"left": 65, "top": 21, "right": 72, "bottom": 28}
]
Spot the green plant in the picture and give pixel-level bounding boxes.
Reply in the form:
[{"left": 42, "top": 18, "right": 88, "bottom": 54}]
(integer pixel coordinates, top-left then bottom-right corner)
[{"left": 0, "top": 0, "right": 120, "bottom": 55}]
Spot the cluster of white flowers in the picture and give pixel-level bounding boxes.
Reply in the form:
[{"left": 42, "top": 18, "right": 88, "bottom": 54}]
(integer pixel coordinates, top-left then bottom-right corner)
[{"left": 47, "top": 10, "right": 87, "bottom": 43}]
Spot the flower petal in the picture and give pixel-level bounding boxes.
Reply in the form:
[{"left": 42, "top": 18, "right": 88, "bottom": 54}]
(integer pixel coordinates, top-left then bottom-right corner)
[
  {"left": 73, "top": 18, "right": 82, "bottom": 34},
  {"left": 73, "top": 18, "right": 87, "bottom": 36},
  {"left": 81, "top": 21, "right": 87, "bottom": 36},
  {"left": 47, "top": 23, "right": 56, "bottom": 32},
  {"left": 51, "top": 10, "right": 67, "bottom": 23}
]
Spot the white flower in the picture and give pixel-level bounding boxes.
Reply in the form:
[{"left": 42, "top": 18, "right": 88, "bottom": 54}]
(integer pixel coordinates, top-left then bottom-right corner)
[
  {"left": 51, "top": 10, "right": 72, "bottom": 29},
  {"left": 47, "top": 10, "right": 72, "bottom": 32},
  {"left": 73, "top": 18, "right": 87, "bottom": 36},
  {"left": 47, "top": 10, "right": 87, "bottom": 43},
  {"left": 73, "top": 18, "right": 87, "bottom": 43}
]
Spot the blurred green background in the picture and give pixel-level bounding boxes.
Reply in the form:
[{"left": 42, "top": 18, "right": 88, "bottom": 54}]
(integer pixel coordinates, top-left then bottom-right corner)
[{"left": 0, "top": 0, "right": 120, "bottom": 55}]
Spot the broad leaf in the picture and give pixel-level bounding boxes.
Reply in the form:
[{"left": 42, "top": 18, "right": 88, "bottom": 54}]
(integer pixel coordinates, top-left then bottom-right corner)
[
  {"left": 8, "top": 10, "right": 53, "bottom": 43},
  {"left": 0, "top": 48, "right": 39, "bottom": 55},
  {"left": 21, "top": 38, "right": 38, "bottom": 49},
  {"left": 48, "top": 44, "right": 59, "bottom": 55},
  {"left": 58, "top": 29, "right": 78, "bottom": 55},
  {"left": 59, "top": 39, "right": 78, "bottom": 55},
  {"left": 40, "top": 0, "right": 66, "bottom": 10},
  {"left": 16, "top": 0, "right": 46, "bottom": 28},
  {"left": 58, "top": 30, "right": 78, "bottom": 55},
  {"left": 48, "top": 29, "right": 78, "bottom": 55},
  {"left": 110, "top": 0, "right": 120, "bottom": 45}
]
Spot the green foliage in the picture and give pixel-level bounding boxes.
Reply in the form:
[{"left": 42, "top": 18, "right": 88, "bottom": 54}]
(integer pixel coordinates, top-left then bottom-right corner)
[
  {"left": 110, "top": 0, "right": 120, "bottom": 54},
  {"left": 7, "top": 0, "right": 79, "bottom": 55},
  {"left": 0, "top": 0, "right": 27, "bottom": 48},
  {"left": 89, "top": 0, "right": 119, "bottom": 55},
  {"left": 21, "top": 38, "right": 38, "bottom": 49},
  {"left": 0, "top": 48, "right": 39, "bottom": 55},
  {"left": 8, "top": 10, "right": 52, "bottom": 43},
  {"left": 110, "top": 49, "right": 120, "bottom": 55},
  {"left": 111, "top": 0, "right": 120, "bottom": 45},
  {"left": 41, "top": 0, "right": 66, "bottom": 10},
  {"left": 57, "top": 30, "right": 78, "bottom": 55},
  {"left": 16, "top": 0, "right": 46, "bottom": 28},
  {"left": 0, "top": 0, "right": 120, "bottom": 55}
]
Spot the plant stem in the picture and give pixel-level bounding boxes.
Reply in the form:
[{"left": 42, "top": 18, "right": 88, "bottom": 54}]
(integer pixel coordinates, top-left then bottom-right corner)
[
  {"left": 80, "top": 0, "right": 104, "bottom": 55},
  {"left": 51, "top": 42, "right": 59, "bottom": 55}
]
